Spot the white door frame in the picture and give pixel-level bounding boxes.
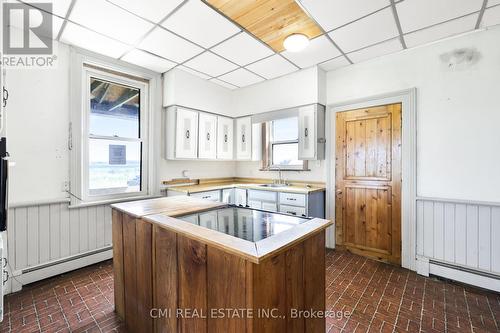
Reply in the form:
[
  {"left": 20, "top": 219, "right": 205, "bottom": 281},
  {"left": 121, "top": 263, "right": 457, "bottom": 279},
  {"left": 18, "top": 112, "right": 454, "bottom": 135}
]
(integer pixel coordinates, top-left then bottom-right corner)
[{"left": 326, "top": 88, "right": 417, "bottom": 271}]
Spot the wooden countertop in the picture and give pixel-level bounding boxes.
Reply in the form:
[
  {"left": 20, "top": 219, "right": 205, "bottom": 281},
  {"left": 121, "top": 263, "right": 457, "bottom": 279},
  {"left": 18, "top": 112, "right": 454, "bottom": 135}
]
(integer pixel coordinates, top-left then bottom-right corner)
[
  {"left": 110, "top": 196, "right": 226, "bottom": 218},
  {"left": 111, "top": 196, "right": 332, "bottom": 263},
  {"left": 167, "top": 181, "right": 326, "bottom": 194}
]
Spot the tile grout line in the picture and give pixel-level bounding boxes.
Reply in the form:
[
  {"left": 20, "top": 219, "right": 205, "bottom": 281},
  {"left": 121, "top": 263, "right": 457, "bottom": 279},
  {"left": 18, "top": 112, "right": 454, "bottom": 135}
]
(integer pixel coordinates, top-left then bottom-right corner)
[
  {"left": 390, "top": 0, "right": 407, "bottom": 49},
  {"left": 340, "top": 260, "right": 382, "bottom": 332},
  {"left": 391, "top": 269, "right": 410, "bottom": 333},
  {"left": 463, "top": 286, "right": 475, "bottom": 332},
  {"left": 418, "top": 275, "right": 427, "bottom": 332},
  {"left": 475, "top": 0, "right": 488, "bottom": 29},
  {"left": 365, "top": 266, "right": 395, "bottom": 332},
  {"left": 53, "top": 284, "right": 72, "bottom": 332}
]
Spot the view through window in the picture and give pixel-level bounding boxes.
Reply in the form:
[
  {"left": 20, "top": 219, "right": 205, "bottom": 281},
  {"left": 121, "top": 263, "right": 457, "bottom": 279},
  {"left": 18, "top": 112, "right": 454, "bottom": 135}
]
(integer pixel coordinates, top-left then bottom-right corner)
[
  {"left": 270, "top": 117, "right": 302, "bottom": 167},
  {"left": 88, "top": 78, "right": 142, "bottom": 196}
]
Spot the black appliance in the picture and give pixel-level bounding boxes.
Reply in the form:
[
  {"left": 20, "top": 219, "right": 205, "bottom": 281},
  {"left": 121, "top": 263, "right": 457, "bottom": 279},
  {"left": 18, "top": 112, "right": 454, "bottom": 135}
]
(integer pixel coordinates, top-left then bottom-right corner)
[{"left": 0, "top": 138, "right": 7, "bottom": 231}]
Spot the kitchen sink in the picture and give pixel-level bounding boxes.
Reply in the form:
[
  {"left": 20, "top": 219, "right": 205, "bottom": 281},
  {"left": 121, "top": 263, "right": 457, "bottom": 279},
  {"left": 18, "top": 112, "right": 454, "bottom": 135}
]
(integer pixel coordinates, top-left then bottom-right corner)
[{"left": 259, "top": 183, "right": 290, "bottom": 188}]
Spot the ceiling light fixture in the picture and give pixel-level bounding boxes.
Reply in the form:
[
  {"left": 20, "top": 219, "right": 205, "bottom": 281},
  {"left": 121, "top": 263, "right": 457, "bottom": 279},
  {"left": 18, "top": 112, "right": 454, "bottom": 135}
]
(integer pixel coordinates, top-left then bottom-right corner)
[{"left": 283, "top": 33, "right": 309, "bottom": 52}]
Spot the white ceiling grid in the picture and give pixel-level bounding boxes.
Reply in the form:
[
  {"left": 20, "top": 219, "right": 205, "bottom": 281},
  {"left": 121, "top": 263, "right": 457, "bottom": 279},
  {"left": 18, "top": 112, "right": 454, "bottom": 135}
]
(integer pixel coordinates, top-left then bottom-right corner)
[{"left": 14, "top": 0, "right": 500, "bottom": 89}]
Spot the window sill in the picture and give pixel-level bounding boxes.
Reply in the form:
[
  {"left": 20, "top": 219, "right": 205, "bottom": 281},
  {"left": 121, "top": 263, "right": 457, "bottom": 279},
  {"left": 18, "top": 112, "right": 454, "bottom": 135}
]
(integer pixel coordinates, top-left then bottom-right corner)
[
  {"left": 69, "top": 194, "right": 161, "bottom": 209},
  {"left": 259, "top": 168, "right": 311, "bottom": 172}
]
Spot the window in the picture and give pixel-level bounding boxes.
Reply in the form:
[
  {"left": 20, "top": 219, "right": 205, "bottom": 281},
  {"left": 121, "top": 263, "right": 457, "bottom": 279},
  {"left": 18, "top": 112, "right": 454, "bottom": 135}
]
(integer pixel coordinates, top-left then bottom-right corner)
[
  {"left": 263, "top": 117, "right": 307, "bottom": 170},
  {"left": 70, "top": 59, "right": 151, "bottom": 204},
  {"left": 88, "top": 78, "right": 142, "bottom": 196}
]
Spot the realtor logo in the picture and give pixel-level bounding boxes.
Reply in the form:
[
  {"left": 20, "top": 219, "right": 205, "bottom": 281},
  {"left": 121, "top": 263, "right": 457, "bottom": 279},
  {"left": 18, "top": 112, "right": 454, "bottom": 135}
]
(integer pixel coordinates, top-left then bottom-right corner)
[
  {"left": 1, "top": 2, "right": 57, "bottom": 68},
  {"left": 3, "top": 2, "right": 53, "bottom": 55}
]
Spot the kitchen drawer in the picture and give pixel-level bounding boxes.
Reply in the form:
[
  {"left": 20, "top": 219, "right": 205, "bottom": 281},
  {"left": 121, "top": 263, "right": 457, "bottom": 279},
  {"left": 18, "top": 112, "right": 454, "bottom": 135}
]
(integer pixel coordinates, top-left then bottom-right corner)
[
  {"left": 191, "top": 190, "right": 221, "bottom": 202},
  {"left": 247, "top": 189, "right": 277, "bottom": 202},
  {"left": 279, "top": 205, "right": 306, "bottom": 217},
  {"left": 279, "top": 192, "right": 306, "bottom": 207},
  {"left": 248, "top": 200, "right": 262, "bottom": 209}
]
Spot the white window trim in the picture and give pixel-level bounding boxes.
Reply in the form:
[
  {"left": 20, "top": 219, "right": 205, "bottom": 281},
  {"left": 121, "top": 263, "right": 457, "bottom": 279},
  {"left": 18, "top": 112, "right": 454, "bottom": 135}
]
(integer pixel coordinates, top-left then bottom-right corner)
[
  {"left": 69, "top": 47, "right": 159, "bottom": 206},
  {"left": 267, "top": 118, "right": 307, "bottom": 171}
]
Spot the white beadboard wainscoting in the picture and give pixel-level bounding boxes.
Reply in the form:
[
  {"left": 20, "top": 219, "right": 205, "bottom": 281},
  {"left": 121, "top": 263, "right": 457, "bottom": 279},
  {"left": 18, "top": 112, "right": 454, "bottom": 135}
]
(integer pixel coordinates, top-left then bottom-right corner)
[
  {"left": 416, "top": 197, "right": 500, "bottom": 291},
  {"left": 6, "top": 200, "right": 113, "bottom": 293}
]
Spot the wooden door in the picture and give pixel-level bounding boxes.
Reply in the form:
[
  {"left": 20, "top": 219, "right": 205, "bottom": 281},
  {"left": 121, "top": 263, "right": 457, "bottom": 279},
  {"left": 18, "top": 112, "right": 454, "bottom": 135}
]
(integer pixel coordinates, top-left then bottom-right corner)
[{"left": 335, "top": 103, "right": 402, "bottom": 264}]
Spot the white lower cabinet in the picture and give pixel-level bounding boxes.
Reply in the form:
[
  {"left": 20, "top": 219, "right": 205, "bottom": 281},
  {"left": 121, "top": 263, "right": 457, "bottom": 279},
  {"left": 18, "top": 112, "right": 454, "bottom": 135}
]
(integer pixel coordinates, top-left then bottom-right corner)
[
  {"left": 235, "top": 188, "right": 247, "bottom": 206},
  {"left": 279, "top": 204, "right": 306, "bottom": 217},
  {"left": 191, "top": 190, "right": 221, "bottom": 202},
  {"left": 222, "top": 188, "right": 234, "bottom": 204},
  {"left": 262, "top": 202, "right": 277, "bottom": 212}
]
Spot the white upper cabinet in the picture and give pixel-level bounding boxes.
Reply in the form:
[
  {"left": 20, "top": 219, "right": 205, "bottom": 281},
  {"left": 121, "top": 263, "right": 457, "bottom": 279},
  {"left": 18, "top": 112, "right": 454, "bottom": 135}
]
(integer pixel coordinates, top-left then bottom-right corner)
[
  {"left": 217, "top": 116, "right": 234, "bottom": 160},
  {"left": 298, "top": 104, "right": 325, "bottom": 160},
  {"left": 198, "top": 112, "right": 217, "bottom": 159},
  {"left": 236, "top": 117, "right": 252, "bottom": 160},
  {"left": 166, "top": 106, "right": 199, "bottom": 159}
]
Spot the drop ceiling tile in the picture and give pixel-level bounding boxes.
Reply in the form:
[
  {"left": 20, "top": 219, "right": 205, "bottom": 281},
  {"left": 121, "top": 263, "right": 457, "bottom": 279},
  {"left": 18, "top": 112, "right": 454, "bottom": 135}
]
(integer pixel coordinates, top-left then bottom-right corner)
[
  {"left": 183, "top": 52, "right": 238, "bottom": 77},
  {"left": 108, "top": 0, "right": 184, "bottom": 23},
  {"left": 6, "top": 5, "right": 64, "bottom": 40},
  {"left": 161, "top": 0, "right": 240, "bottom": 48},
  {"left": 211, "top": 32, "right": 274, "bottom": 66},
  {"left": 60, "top": 22, "right": 130, "bottom": 58},
  {"left": 328, "top": 8, "right": 399, "bottom": 53},
  {"left": 210, "top": 78, "right": 238, "bottom": 90},
  {"left": 69, "top": 0, "right": 154, "bottom": 44},
  {"left": 405, "top": 14, "right": 478, "bottom": 48},
  {"left": 319, "top": 56, "right": 351, "bottom": 71},
  {"left": 218, "top": 68, "right": 264, "bottom": 87},
  {"left": 299, "top": 0, "right": 390, "bottom": 32},
  {"left": 347, "top": 38, "right": 402, "bottom": 63},
  {"left": 282, "top": 35, "right": 341, "bottom": 68},
  {"left": 245, "top": 54, "right": 297, "bottom": 79},
  {"left": 396, "top": 0, "right": 483, "bottom": 33},
  {"left": 481, "top": 5, "right": 500, "bottom": 27},
  {"left": 122, "top": 49, "right": 176, "bottom": 72},
  {"left": 179, "top": 66, "right": 212, "bottom": 80},
  {"left": 20, "top": 0, "right": 72, "bottom": 17},
  {"left": 488, "top": 0, "right": 500, "bottom": 7},
  {"left": 138, "top": 27, "right": 203, "bottom": 63}
]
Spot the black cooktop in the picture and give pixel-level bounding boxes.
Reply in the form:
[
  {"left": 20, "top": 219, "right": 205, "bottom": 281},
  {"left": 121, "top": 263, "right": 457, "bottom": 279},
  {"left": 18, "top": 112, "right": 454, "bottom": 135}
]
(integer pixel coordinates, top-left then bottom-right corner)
[{"left": 176, "top": 206, "right": 309, "bottom": 242}]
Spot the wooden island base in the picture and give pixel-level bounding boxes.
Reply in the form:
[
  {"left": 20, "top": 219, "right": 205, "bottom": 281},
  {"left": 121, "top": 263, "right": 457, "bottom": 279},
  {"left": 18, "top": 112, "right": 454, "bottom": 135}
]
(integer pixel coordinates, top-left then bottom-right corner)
[{"left": 111, "top": 197, "right": 331, "bottom": 333}]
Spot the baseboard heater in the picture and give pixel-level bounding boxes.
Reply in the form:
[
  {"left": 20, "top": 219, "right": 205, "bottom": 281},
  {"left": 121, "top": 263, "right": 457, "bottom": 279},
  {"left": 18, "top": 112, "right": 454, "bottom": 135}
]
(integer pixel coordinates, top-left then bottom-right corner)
[
  {"left": 428, "top": 259, "right": 500, "bottom": 292},
  {"left": 9, "top": 246, "right": 113, "bottom": 294},
  {"left": 21, "top": 246, "right": 112, "bottom": 274}
]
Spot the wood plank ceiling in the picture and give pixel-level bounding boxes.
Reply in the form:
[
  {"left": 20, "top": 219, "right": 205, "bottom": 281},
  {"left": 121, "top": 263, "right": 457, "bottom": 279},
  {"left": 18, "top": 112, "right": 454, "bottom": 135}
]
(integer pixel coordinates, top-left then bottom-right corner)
[{"left": 204, "top": 0, "right": 323, "bottom": 52}]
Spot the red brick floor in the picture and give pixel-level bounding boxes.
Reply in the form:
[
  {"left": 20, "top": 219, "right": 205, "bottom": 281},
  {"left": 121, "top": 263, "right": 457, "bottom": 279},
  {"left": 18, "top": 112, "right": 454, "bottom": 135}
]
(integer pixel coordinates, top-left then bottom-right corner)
[{"left": 1, "top": 250, "right": 499, "bottom": 332}]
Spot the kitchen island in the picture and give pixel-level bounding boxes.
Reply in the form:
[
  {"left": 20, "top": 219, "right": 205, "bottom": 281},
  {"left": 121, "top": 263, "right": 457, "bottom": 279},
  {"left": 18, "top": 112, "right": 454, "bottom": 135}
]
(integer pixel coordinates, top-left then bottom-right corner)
[{"left": 111, "top": 196, "right": 332, "bottom": 333}]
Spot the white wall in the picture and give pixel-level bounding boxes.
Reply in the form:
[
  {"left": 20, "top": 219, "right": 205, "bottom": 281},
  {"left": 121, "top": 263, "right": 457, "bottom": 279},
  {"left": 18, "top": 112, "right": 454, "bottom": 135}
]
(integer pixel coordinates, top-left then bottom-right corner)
[
  {"left": 6, "top": 43, "right": 71, "bottom": 204},
  {"left": 327, "top": 26, "right": 500, "bottom": 203},
  {"left": 163, "top": 68, "right": 234, "bottom": 116},
  {"left": 232, "top": 66, "right": 323, "bottom": 117}
]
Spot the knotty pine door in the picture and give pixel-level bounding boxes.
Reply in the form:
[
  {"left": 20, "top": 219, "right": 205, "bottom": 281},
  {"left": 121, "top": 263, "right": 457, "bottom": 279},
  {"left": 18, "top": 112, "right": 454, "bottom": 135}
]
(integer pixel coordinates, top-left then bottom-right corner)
[{"left": 335, "top": 104, "right": 402, "bottom": 265}]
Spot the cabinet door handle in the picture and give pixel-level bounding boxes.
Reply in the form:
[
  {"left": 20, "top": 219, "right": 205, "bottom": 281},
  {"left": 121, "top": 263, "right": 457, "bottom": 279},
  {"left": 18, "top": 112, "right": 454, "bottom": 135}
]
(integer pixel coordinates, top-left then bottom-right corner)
[
  {"left": 242, "top": 134, "right": 245, "bottom": 143},
  {"left": 186, "top": 129, "right": 190, "bottom": 139},
  {"left": 287, "top": 198, "right": 297, "bottom": 201},
  {"left": 202, "top": 196, "right": 210, "bottom": 199},
  {"left": 207, "top": 132, "right": 210, "bottom": 141},
  {"left": 287, "top": 211, "right": 297, "bottom": 215},
  {"left": 224, "top": 134, "right": 228, "bottom": 143},
  {"left": 304, "top": 128, "right": 308, "bottom": 137}
]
